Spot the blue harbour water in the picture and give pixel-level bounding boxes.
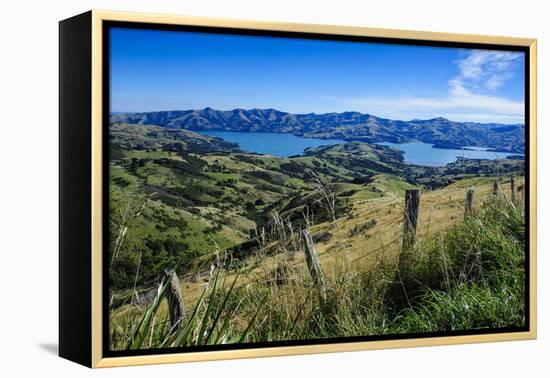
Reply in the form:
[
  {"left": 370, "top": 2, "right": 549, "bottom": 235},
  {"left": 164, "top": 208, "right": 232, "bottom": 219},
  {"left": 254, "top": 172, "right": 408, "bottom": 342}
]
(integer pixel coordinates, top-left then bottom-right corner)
[
  {"left": 198, "top": 131, "right": 518, "bottom": 167},
  {"left": 377, "top": 142, "right": 513, "bottom": 167},
  {"left": 198, "top": 131, "right": 345, "bottom": 157}
]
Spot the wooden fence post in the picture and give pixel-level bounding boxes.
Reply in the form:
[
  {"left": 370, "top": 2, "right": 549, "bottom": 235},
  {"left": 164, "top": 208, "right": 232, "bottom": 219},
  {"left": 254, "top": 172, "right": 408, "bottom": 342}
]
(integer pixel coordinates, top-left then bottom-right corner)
[
  {"left": 302, "top": 229, "right": 327, "bottom": 299},
  {"left": 402, "top": 189, "right": 420, "bottom": 251},
  {"left": 465, "top": 187, "right": 474, "bottom": 218},
  {"left": 517, "top": 184, "right": 524, "bottom": 205},
  {"left": 511, "top": 177, "right": 516, "bottom": 204},
  {"left": 493, "top": 181, "right": 499, "bottom": 196},
  {"left": 164, "top": 270, "right": 186, "bottom": 330}
]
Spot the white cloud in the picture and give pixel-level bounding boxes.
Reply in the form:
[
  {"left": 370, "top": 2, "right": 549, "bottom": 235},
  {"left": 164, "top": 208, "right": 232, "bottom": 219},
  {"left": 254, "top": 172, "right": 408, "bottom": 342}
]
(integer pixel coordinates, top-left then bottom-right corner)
[
  {"left": 456, "top": 50, "right": 522, "bottom": 91},
  {"left": 324, "top": 49, "right": 525, "bottom": 124}
]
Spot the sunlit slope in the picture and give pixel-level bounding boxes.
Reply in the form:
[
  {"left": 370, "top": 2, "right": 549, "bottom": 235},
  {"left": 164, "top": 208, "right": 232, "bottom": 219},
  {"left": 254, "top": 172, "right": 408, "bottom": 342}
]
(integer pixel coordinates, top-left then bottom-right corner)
[
  {"left": 168, "top": 174, "right": 523, "bottom": 308},
  {"left": 108, "top": 123, "right": 524, "bottom": 303}
]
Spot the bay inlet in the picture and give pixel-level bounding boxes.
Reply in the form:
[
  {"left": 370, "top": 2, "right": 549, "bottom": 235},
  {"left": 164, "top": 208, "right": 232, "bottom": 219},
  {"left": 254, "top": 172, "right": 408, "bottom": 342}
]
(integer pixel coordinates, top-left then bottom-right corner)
[{"left": 198, "top": 131, "right": 521, "bottom": 167}]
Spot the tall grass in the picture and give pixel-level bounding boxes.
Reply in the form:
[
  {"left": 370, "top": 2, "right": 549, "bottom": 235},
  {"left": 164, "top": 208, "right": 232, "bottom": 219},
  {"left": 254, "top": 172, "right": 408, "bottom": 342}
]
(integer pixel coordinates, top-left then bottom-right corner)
[
  {"left": 110, "top": 270, "right": 268, "bottom": 350},
  {"left": 110, "top": 192, "right": 526, "bottom": 350},
  {"left": 393, "top": 196, "right": 525, "bottom": 332}
]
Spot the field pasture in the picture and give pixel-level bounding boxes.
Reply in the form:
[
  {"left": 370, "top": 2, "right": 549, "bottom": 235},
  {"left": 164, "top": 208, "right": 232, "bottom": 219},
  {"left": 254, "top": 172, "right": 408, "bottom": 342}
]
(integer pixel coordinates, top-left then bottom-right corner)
[{"left": 108, "top": 124, "right": 526, "bottom": 350}]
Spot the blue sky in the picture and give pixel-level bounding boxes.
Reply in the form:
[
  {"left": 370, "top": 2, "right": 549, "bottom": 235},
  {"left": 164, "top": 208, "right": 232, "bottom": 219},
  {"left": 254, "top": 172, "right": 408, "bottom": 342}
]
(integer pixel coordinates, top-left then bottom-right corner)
[{"left": 110, "top": 27, "right": 525, "bottom": 123}]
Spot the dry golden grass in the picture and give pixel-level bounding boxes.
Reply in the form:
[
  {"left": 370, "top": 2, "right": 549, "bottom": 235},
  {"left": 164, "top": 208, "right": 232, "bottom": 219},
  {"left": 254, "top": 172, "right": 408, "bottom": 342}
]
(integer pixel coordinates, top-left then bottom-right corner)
[{"left": 111, "top": 174, "right": 524, "bottom": 334}]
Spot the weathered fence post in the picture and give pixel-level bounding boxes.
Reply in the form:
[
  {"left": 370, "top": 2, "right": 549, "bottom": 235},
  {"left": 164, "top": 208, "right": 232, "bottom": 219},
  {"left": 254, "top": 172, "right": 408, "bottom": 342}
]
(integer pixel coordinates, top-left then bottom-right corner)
[
  {"left": 164, "top": 270, "right": 186, "bottom": 330},
  {"left": 493, "top": 181, "right": 499, "bottom": 196},
  {"left": 402, "top": 189, "right": 420, "bottom": 251},
  {"left": 465, "top": 187, "right": 475, "bottom": 218},
  {"left": 510, "top": 177, "right": 516, "bottom": 204},
  {"left": 518, "top": 184, "right": 524, "bottom": 205},
  {"left": 302, "top": 229, "right": 327, "bottom": 299}
]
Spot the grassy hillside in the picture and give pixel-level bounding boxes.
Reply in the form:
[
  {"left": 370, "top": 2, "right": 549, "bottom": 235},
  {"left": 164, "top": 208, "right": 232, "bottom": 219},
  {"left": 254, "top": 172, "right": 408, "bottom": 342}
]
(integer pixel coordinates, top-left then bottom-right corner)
[
  {"left": 108, "top": 124, "right": 523, "bottom": 289},
  {"left": 110, "top": 187, "right": 525, "bottom": 349},
  {"left": 108, "top": 125, "right": 418, "bottom": 289},
  {"left": 107, "top": 123, "right": 526, "bottom": 350}
]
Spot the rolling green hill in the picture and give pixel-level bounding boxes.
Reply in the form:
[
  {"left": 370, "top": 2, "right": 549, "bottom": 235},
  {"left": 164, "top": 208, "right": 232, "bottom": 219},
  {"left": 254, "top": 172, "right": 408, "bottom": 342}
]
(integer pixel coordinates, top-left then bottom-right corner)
[
  {"left": 108, "top": 122, "right": 526, "bottom": 351},
  {"left": 108, "top": 123, "right": 524, "bottom": 291}
]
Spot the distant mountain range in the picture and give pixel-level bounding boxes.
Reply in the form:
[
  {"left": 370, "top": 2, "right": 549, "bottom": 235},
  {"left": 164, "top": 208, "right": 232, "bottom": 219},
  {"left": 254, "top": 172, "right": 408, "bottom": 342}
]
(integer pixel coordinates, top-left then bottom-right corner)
[{"left": 110, "top": 108, "right": 525, "bottom": 153}]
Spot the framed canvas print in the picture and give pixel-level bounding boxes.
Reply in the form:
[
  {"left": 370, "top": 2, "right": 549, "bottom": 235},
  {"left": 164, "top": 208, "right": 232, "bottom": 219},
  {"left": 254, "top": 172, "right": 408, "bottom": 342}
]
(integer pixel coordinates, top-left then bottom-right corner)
[{"left": 59, "top": 10, "right": 537, "bottom": 368}]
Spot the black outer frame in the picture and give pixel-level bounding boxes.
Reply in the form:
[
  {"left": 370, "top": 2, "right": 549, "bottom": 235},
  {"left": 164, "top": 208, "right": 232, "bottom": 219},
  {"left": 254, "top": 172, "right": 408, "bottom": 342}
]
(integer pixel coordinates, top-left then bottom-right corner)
[
  {"left": 58, "top": 12, "right": 531, "bottom": 368},
  {"left": 59, "top": 11, "right": 93, "bottom": 367}
]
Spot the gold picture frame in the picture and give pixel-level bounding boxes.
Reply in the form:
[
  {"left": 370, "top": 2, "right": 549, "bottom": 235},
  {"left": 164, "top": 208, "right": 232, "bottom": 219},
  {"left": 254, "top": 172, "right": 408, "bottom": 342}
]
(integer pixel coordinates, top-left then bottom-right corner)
[{"left": 59, "top": 10, "right": 537, "bottom": 368}]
